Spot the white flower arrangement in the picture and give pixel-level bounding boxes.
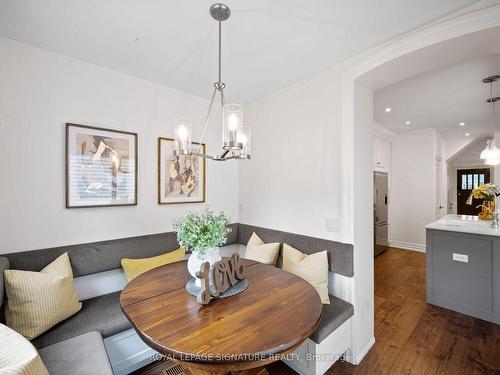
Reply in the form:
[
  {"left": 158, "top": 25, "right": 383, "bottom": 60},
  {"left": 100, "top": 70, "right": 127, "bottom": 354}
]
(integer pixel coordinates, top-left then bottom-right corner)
[{"left": 174, "top": 208, "right": 231, "bottom": 257}]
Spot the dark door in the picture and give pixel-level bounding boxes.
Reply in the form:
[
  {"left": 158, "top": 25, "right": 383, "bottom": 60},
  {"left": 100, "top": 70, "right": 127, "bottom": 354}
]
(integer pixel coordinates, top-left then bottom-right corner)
[{"left": 457, "top": 168, "right": 490, "bottom": 215}]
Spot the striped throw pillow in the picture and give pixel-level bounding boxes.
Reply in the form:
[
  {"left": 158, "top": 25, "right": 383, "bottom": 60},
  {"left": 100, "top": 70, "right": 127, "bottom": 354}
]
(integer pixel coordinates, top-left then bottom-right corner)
[
  {"left": 4, "top": 253, "right": 82, "bottom": 340},
  {"left": 0, "top": 323, "right": 48, "bottom": 375}
]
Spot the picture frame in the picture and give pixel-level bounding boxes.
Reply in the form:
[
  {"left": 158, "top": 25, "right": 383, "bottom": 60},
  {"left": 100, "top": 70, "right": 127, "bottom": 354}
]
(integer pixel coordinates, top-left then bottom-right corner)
[
  {"left": 65, "top": 123, "right": 138, "bottom": 208},
  {"left": 158, "top": 137, "right": 206, "bottom": 204}
]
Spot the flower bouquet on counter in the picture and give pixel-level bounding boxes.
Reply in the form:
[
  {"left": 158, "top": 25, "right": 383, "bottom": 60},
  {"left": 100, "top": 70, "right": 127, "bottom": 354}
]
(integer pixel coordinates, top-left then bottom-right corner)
[{"left": 467, "top": 183, "right": 500, "bottom": 220}]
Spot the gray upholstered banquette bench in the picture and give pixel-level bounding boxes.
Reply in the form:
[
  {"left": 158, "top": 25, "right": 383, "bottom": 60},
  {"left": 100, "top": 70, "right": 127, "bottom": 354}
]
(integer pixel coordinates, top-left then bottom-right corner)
[{"left": 0, "top": 223, "right": 354, "bottom": 375}]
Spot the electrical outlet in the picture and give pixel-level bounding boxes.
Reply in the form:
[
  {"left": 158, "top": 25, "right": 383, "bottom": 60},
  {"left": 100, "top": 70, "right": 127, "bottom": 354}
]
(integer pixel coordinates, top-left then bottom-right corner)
[
  {"left": 452, "top": 253, "right": 468, "bottom": 263},
  {"left": 326, "top": 217, "right": 339, "bottom": 232}
]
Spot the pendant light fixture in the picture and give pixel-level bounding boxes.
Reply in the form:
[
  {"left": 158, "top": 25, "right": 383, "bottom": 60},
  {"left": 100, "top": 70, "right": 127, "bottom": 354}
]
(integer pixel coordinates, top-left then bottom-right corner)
[
  {"left": 173, "top": 3, "right": 251, "bottom": 161},
  {"left": 480, "top": 75, "right": 500, "bottom": 165}
]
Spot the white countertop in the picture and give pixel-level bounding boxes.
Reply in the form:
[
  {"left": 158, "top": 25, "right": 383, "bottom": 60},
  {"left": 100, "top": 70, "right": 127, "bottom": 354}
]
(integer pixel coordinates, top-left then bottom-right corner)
[{"left": 426, "top": 214, "right": 500, "bottom": 236}]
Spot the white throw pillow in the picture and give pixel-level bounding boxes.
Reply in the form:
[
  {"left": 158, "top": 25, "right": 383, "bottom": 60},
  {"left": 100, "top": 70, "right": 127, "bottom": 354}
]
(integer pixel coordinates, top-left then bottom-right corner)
[
  {"left": 282, "top": 243, "right": 330, "bottom": 304},
  {"left": 0, "top": 323, "right": 49, "bottom": 375},
  {"left": 244, "top": 232, "right": 280, "bottom": 266}
]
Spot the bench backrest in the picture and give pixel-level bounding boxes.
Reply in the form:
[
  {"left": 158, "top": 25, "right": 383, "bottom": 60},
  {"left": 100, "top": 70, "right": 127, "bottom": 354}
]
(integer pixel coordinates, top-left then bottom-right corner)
[
  {"left": 0, "top": 223, "right": 353, "bottom": 307},
  {"left": 238, "top": 224, "right": 353, "bottom": 277}
]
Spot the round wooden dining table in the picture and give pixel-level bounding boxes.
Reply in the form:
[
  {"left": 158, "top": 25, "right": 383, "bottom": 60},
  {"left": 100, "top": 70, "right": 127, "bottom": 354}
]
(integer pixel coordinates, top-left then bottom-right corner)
[{"left": 120, "top": 258, "right": 322, "bottom": 375}]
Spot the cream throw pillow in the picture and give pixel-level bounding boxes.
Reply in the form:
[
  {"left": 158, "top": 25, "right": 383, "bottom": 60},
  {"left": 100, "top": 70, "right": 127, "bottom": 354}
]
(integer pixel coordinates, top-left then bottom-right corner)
[
  {"left": 244, "top": 232, "right": 280, "bottom": 265},
  {"left": 4, "top": 253, "right": 82, "bottom": 340},
  {"left": 282, "top": 244, "right": 330, "bottom": 304},
  {"left": 0, "top": 324, "right": 48, "bottom": 375}
]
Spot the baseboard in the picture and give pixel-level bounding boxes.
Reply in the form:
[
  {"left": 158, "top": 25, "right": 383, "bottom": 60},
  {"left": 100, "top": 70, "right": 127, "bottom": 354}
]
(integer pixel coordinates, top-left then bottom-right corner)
[
  {"left": 353, "top": 336, "right": 375, "bottom": 365},
  {"left": 389, "top": 240, "right": 426, "bottom": 253}
]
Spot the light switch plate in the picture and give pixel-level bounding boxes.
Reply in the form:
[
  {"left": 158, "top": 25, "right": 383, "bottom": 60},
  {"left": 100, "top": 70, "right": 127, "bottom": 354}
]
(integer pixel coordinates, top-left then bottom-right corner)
[
  {"left": 326, "top": 217, "right": 339, "bottom": 232},
  {"left": 452, "top": 253, "right": 468, "bottom": 263}
]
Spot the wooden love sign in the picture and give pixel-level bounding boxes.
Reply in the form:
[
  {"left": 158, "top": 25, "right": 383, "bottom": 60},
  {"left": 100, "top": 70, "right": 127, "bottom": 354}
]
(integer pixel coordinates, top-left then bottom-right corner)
[{"left": 195, "top": 253, "right": 246, "bottom": 305}]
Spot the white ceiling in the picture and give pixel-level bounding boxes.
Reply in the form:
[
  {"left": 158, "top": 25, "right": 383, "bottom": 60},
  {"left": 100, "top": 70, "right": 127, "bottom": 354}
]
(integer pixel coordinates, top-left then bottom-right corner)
[
  {"left": 374, "top": 54, "right": 500, "bottom": 138},
  {"left": 0, "top": 0, "right": 478, "bottom": 103}
]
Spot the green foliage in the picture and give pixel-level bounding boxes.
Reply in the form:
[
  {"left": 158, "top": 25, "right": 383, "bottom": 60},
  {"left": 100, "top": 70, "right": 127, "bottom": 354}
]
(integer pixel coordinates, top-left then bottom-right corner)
[{"left": 174, "top": 208, "right": 231, "bottom": 256}]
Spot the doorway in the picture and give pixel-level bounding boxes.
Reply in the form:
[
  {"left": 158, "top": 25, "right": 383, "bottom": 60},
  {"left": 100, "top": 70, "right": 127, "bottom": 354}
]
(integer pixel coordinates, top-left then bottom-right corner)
[{"left": 456, "top": 168, "right": 490, "bottom": 215}]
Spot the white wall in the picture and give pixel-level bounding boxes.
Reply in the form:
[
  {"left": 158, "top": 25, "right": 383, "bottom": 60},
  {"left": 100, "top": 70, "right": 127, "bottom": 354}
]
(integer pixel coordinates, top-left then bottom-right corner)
[
  {"left": 352, "top": 81, "right": 375, "bottom": 362},
  {"left": 240, "top": 68, "right": 343, "bottom": 243},
  {"left": 239, "top": 62, "right": 375, "bottom": 362},
  {"left": 0, "top": 37, "right": 239, "bottom": 254},
  {"left": 390, "top": 128, "right": 443, "bottom": 250}
]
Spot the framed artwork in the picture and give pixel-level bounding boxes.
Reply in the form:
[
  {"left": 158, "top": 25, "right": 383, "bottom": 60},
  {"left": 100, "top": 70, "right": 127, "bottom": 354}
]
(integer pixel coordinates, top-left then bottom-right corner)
[
  {"left": 66, "top": 123, "right": 138, "bottom": 208},
  {"left": 158, "top": 137, "right": 206, "bottom": 204}
]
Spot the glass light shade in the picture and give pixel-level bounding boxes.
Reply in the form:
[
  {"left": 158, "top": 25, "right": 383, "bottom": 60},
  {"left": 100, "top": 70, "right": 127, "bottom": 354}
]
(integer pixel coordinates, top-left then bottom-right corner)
[
  {"left": 480, "top": 139, "right": 493, "bottom": 160},
  {"left": 223, "top": 104, "right": 243, "bottom": 150},
  {"left": 236, "top": 127, "right": 251, "bottom": 158},
  {"left": 481, "top": 139, "right": 500, "bottom": 164},
  {"left": 485, "top": 158, "right": 500, "bottom": 166},
  {"left": 174, "top": 117, "right": 192, "bottom": 155}
]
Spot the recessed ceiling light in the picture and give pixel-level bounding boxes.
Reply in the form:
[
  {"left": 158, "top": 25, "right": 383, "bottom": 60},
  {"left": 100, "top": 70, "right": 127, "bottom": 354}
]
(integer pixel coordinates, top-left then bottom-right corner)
[
  {"left": 465, "top": 133, "right": 471, "bottom": 136},
  {"left": 459, "top": 122, "right": 465, "bottom": 126},
  {"left": 385, "top": 107, "right": 391, "bottom": 113},
  {"left": 405, "top": 121, "right": 411, "bottom": 125}
]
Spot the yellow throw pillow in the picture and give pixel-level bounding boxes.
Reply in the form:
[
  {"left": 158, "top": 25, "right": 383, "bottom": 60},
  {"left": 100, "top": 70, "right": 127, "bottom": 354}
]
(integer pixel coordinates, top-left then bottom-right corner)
[
  {"left": 282, "top": 244, "right": 330, "bottom": 304},
  {"left": 121, "top": 247, "right": 185, "bottom": 282},
  {"left": 4, "top": 253, "right": 82, "bottom": 340},
  {"left": 244, "top": 232, "right": 280, "bottom": 266},
  {"left": 0, "top": 323, "right": 49, "bottom": 375}
]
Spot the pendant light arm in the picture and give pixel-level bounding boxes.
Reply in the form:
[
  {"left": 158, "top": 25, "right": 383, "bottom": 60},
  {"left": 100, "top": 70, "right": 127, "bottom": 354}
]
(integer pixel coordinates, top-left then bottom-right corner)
[
  {"left": 198, "top": 87, "right": 218, "bottom": 147},
  {"left": 220, "top": 87, "right": 226, "bottom": 107}
]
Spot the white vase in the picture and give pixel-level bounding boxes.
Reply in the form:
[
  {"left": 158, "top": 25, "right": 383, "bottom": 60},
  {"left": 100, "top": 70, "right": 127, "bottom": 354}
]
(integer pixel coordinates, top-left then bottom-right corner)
[{"left": 187, "top": 247, "right": 222, "bottom": 287}]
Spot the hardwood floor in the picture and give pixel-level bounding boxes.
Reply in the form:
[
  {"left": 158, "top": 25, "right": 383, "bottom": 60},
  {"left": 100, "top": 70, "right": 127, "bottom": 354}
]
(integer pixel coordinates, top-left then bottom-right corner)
[
  {"left": 135, "top": 248, "right": 500, "bottom": 375},
  {"left": 330, "top": 248, "right": 500, "bottom": 375}
]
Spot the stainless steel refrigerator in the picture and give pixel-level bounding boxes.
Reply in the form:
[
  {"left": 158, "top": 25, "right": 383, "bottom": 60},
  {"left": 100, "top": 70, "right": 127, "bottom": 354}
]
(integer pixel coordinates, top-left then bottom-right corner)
[{"left": 374, "top": 172, "right": 389, "bottom": 257}]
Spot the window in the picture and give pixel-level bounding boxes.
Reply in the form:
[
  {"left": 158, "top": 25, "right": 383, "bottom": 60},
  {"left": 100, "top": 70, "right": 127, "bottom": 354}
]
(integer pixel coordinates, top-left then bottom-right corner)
[{"left": 473, "top": 174, "right": 479, "bottom": 188}]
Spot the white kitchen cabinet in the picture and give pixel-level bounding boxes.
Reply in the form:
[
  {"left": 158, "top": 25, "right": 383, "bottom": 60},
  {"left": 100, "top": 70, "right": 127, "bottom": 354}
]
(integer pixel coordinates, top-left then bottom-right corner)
[{"left": 373, "top": 135, "right": 391, "bottom": 172}]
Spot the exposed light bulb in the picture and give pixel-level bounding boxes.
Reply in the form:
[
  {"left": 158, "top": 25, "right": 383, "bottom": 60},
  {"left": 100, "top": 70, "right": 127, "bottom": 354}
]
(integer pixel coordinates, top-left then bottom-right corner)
[
  {"left": 465, "top": 133, "right": 470, "bottom": 137},
  {"left": 459, "top": 122, "right": 465, "bottom": 126},
  {"left": 385, "top": 107, "right": 391, "bottom": 113},
  {"left": 177, "top": 124, "right": 189, "bottom": 140},
  {"left": 405, "top": 121, "right": 411, "bottom": 125},
  {"left": 228, "top": 113, "right": 239, "bottom": 131}
]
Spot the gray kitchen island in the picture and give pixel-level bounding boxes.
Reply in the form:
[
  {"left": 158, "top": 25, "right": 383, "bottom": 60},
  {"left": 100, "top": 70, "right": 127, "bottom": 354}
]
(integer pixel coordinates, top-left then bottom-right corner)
[{"left": 426, "top": 214, "right": 500, "bottom": 324}]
